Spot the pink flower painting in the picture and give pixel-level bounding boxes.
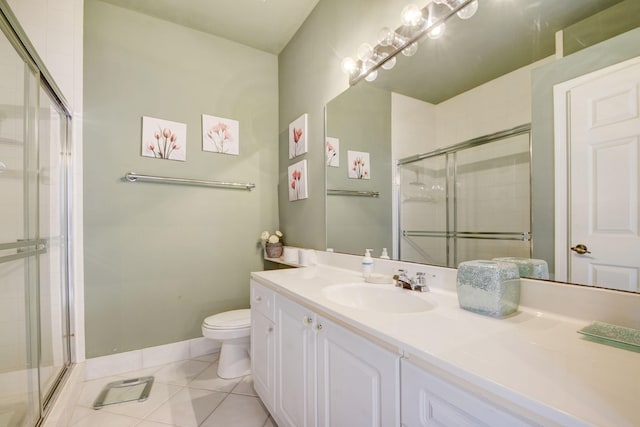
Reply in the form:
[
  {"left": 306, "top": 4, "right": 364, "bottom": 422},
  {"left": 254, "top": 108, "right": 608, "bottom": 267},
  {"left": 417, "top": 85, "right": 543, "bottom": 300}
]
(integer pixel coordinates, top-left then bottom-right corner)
[
  {"left": 325, "top": 137, "right": 339, "bottom": 167},
  {"left": 289, "top": 113, "right": 308, "bottom": 159},
  {"left": 288, "top": 159, "right": 308, "bottom": 201},
  {"left": 347, "top": 150, "right": 370, "bottom": 180},
  {"left": 141, "top": 116, "right": 186, "bottom": 161},
  {"left": 202, "top": 114, "right": 239, "bottom": 155}
]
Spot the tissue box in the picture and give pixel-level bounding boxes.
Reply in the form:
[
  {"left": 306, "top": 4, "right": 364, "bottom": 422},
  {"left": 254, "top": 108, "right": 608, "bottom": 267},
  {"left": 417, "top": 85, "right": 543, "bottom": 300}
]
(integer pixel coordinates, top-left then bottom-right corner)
[
  {"left": 492, "top": 257, "right": 549, "bottom": 280},
  {"left": 456, "top": 260, "right": 520, "bottom": 317}
]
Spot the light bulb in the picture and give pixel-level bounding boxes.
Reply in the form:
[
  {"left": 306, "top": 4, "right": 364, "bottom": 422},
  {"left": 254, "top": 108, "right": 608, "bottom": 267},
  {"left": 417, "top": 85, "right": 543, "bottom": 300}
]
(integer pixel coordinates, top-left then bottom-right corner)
[
  {"left": 381, "top": 55, "right": 397, "bottom": 70},
  {"left": 378, "top": 27, "right": 396, "bottom": 47},
  {"left": 402, "top": 42, "right": 418, "bottom": 57},
  {"left": 341, "top": 57, "right": 358, "bottom": 75},
  {"left": 365, "top": 70, "right": 378, "bottom": 82},
  {"left": 401, "top": 4, "right": 423, "bottom": 27},
  {"left": 427, "top": 22, "right": 446, "bottom": 39},
  {"left": 357, "top": 43, "right": 374, "bottom": 60},
  {"left": 456, "top": 0, "right": 478, "bottom": 19}
]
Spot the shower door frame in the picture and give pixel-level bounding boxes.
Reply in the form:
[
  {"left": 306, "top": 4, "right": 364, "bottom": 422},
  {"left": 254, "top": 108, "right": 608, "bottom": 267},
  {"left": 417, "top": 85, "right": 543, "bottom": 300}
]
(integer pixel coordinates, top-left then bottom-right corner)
[
  {"left": 0, "top": 1, "right": 74, "bottom": 423},
  {"left": 397, "top": 123, "right": 533, "bottom": 267}
]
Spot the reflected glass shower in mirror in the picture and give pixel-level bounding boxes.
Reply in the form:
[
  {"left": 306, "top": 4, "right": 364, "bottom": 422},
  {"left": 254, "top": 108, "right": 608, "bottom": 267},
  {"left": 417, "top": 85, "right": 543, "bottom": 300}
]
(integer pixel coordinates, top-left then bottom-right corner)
[{"left": 325, "top": 0, "right": 640, "bottom": 292}]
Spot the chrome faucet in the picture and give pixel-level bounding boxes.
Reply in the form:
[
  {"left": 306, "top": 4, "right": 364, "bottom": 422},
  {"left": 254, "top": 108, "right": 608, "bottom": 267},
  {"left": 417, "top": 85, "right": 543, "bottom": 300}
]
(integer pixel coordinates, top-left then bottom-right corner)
[{"left": 393, "top": 270, "right": 429, "bottom": 292}]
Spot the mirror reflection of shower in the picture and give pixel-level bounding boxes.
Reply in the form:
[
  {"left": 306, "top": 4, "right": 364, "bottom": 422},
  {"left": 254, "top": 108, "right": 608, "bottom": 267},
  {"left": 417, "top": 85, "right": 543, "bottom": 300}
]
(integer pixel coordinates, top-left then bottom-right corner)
[
  {"left": 405, "top": 164, "right": 445, "bottom": 203},
  {"left": 399, "top": 125, "right": 532, "bottom": 268}
]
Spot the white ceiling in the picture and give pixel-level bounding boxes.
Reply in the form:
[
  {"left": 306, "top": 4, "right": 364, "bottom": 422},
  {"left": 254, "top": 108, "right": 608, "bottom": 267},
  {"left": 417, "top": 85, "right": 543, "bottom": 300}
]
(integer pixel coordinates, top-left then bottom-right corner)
[{"left": 98, "top": 0, "right": 320, "bottom": 54}]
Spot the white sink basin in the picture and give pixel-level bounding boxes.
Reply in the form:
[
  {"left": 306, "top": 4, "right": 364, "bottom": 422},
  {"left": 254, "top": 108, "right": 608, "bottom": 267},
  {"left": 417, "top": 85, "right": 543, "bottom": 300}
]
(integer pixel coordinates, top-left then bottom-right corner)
[{"left": 322, "top": 283, "right": 436, "bottom": 313}]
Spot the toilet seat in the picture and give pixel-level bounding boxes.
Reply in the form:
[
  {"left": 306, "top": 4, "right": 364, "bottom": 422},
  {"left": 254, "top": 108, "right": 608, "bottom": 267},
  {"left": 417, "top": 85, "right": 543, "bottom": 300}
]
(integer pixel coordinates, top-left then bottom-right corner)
[{"left": 203, "top": 309, "right": 250, "bottom": 330}]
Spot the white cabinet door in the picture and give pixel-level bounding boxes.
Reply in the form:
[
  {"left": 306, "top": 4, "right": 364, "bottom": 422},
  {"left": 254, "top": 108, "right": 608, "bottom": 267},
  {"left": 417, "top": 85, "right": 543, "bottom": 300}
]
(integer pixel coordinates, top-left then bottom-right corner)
[
  {"left": 250, "top": 281, "right": 276, "bottom": 413},
  {"left": 251, "top": 310, "right": 275, "bottom": 413},
  {"left": 316, "top": 315, "right": 400, "bottom": 427},
  {"left": 401, "top": 360, "right": 532, "bottom": 427},
  {"left": 275, "top": 295, "right": 317, "bottom": 427}
]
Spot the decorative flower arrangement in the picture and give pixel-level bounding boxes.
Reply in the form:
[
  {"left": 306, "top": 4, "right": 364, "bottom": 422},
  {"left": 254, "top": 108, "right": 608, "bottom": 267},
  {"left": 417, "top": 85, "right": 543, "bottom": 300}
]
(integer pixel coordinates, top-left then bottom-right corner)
[{"left": 261, "top": 230, "right": 284, "bottom": 258}]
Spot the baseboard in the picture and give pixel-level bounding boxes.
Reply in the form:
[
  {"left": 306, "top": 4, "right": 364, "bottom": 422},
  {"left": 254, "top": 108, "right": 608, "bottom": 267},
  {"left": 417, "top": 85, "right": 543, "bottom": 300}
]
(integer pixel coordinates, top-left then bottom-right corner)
[{"left": 84, "top": 337, "right": 220, "bottom": 381}]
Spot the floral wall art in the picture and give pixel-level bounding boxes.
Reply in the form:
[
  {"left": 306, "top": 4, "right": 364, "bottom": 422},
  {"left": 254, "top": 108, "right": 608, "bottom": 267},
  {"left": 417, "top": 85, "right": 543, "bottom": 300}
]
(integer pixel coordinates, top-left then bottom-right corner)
[
  {"left": 202, "top": 114, "right": 239, "bottom": 155},
  {"left": 326, "top": 137, "right": 339, "bottom": 167},
  {"left": 141, "top": 116, "right": 187, "bottom": 161},
  {"left": 348, "top": 150, "right": 370, "bottom": 180},
  {"left": 288, "top": 159, "right": 308, "bottom": 201},
  {"left": 289, "top": 113, "right": 308, "bottom": 159}
]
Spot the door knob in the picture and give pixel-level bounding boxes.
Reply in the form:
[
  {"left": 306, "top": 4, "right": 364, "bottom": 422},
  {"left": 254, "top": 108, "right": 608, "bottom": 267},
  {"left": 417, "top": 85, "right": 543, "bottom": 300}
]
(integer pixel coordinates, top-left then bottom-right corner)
[{"left": 570, "top": 244, "right": 591, "bottom": 255}]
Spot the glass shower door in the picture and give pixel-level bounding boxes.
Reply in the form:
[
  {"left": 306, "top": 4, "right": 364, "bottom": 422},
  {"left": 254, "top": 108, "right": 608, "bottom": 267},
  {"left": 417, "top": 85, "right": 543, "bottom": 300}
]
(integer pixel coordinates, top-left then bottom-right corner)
[
  {"left": 399, "top": 156, "right": 448, "bottom": 266},
  {"left": 37, "top": 87, "right": 70, "bottom": 406},
  {"left": 0, "top": 11, "right": 71, "bottom": 426},
  {"left": 0, "top": 29, "right": 40, "bottom": 427},
  {"left": 454, "top": 133, "right": 531, "bottom": 264}
]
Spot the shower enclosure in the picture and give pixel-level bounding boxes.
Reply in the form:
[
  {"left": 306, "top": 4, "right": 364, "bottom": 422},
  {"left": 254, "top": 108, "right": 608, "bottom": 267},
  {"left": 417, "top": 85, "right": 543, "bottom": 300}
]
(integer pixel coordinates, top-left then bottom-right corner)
[
  {"left": 0, "top": 5, "right": 72, "bottom": 426},
  {"left": 398, "top": 125, "right": 532, "bottom": 267}
]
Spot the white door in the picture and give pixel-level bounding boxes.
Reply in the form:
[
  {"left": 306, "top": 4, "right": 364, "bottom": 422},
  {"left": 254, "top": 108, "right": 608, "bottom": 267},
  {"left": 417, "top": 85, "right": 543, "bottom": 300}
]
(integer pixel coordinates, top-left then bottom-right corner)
[
  {"left": 567, "top": 60, "right": 640, "bottom": 291},
  {"left": 251, "top": 310, "right": 275, "bottom": 413},
  {"left": 316, "top": 316, "right": 399, "bottom": 427},
  {"left": 275, "top": 295, "right": 316, "bottom": 427}
]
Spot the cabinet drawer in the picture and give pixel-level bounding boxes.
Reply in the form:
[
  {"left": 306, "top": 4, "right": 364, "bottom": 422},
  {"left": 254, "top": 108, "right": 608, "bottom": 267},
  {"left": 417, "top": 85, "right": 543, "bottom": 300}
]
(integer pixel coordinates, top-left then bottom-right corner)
[{"left": 251, "top": 280, "right": 275, "bottom": 321}]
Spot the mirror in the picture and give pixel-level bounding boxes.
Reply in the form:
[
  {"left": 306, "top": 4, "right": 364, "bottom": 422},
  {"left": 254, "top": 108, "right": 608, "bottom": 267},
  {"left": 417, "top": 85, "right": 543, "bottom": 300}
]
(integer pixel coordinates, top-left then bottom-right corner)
[{"left": 325, "top": 0, "right": 640, "bottom": 292}]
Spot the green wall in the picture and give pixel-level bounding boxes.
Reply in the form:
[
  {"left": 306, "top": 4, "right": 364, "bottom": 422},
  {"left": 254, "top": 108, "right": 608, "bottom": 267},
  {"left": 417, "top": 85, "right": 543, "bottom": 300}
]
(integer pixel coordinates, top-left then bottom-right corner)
[
  {"left": 278, "top": 0, "right": 406, "bottom": 250},
  {"left": 563, "top": 0, "right": 640, "bottom": 56},
  {"left": 83, "top": 0, "right": 279, "bottom": 357},
  {"left": 326, "top": 84, "right": 392, "bottom": 255}
]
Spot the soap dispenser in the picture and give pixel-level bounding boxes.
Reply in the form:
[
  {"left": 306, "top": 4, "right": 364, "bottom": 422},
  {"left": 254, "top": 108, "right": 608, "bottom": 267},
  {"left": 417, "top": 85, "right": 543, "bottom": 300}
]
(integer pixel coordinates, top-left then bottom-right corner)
[
  {"left": 362, "top": 249, "right": 374, "bottom": 278},
  {"left": 380, "top": 248, "right": 390, "bottom": 259}
]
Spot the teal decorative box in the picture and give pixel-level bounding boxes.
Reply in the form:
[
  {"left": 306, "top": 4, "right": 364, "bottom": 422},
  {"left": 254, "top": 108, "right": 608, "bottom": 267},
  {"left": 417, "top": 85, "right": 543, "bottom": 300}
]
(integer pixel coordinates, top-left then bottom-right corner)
[
  {"left": 456, "top": 260, "right": 520, "bottom": 317},
  {"left": 492, "top": 257, "right": 549, "bottom": 280}
]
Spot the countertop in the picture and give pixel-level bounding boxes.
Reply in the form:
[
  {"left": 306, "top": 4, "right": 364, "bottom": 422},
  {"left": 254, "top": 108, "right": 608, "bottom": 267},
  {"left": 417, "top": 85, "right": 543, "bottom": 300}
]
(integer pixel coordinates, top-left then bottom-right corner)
[{"left": 251, "top": 264, "right": 640, "bottom": 427}]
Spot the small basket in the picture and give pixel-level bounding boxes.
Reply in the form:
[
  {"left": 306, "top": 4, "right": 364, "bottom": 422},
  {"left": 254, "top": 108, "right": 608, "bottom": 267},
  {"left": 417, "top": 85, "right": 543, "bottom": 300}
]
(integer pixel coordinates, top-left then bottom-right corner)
[{"left": 265, "top": 242, "right": 283, "bottom": 258}]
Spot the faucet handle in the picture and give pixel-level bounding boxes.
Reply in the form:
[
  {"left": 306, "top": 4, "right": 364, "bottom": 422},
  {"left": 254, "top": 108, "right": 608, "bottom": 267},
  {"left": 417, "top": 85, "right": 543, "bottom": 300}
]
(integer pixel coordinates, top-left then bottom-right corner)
[{"left": 413, "top": 272, "right": 429, "bottom": 292}]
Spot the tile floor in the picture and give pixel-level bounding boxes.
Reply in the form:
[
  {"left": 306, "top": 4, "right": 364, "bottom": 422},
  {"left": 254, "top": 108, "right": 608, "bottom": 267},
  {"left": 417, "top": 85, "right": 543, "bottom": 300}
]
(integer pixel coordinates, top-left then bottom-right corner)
[{"left": 67, "top": 353, "right": 277, "bottom": 426}]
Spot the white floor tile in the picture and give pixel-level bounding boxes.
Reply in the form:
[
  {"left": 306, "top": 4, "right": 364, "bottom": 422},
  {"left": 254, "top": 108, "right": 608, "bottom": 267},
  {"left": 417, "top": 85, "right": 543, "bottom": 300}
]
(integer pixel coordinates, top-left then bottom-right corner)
[
  {"left": 70, "top": 410, "right": 140, "bottom": 427},
  {"left": 116, "top": 365, "right": 163, "bottom": 380},
  {"left": 134, "top": 420, "right": 175, "bottom": 427},
  {"left": 263, "top": 416, "right": 278, "bottom": 427},
  {"left": 190, "top": 352, "right": 219, "bottom": 364},
  {"left": 231, "top": 376, "right": 257, "bottom": 397},
  {"left": 99, "top": 381, "right": 182, "bottom": 419},
  {"left": 188, "top": 362, "right": 241, "bottom": 392},
  {"left": 152, "top": 360, "right": 210, "bottom": 386},
  {"left": 145, "top": 387, "right": 226, "bottom": 427},
  {"left": 68, "top": 406, "right": 93, "bottom": 425},
  {"left": 200, "top": 394, "right": 268, "bottom": 427}
]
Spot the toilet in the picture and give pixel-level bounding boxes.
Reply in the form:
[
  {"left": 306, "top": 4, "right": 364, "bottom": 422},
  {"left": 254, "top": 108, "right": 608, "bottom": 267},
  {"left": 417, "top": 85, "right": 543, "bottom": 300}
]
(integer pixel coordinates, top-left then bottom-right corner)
[{"left": 201, "top": 309, "right": 251, "bottom": 379}]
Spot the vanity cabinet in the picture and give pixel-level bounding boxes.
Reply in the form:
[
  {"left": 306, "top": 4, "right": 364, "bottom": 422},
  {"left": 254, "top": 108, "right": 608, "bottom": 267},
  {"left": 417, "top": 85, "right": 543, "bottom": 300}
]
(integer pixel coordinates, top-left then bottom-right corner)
[
  {"left": 252, "top": 284, "right": 401, "bottom": 427},
  {"left": 401, "top": 360, "right": 532, "bottom": 427},
  {"left": 250, "top": 281, "right": 276, "bottom": 414},
  {"left": 274, "top": 294, "right": 317, "bottom": 427},
  {"left": 276, "top": 294, "right": 400, "bottom": 427},
  {"left": 316, "top": 314, "right": 400, "bottom": 427}
]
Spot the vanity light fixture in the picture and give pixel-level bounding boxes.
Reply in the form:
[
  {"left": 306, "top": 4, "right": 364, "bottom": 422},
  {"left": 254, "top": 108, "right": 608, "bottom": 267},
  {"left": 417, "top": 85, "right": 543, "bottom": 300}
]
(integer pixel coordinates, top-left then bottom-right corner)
[{"left": 342, "top": 0, "right": 480, "bottom": 85}]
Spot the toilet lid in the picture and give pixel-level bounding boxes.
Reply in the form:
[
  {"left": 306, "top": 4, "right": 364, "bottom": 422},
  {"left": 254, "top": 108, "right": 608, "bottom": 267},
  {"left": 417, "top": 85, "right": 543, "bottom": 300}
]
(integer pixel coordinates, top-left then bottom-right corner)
[{"left": 203, "top": 309, "right": 251, "bottom": 329}]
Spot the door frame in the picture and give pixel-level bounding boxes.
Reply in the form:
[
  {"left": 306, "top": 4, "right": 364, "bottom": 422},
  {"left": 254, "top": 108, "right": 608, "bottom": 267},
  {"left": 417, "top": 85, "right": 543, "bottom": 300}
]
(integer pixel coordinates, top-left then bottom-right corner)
[{"left": 552, "top": 55, "right": 640, "bottom": 282}]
